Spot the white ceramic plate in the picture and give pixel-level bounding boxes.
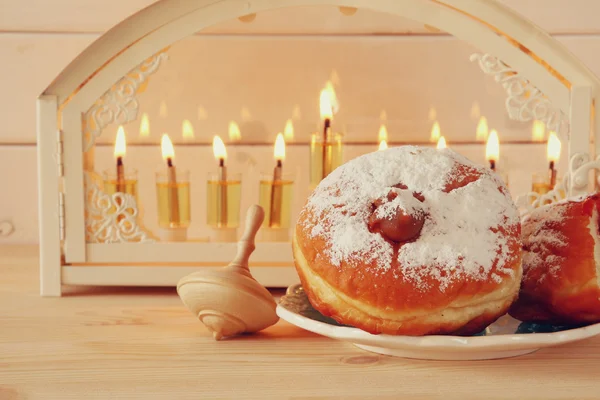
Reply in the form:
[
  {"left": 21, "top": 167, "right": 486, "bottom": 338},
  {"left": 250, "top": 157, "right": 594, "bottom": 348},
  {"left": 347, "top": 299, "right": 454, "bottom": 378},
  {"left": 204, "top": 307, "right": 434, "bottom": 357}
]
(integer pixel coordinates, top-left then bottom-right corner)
[{"left": 276, "top": 284, "right": 600, "bottom": 360}]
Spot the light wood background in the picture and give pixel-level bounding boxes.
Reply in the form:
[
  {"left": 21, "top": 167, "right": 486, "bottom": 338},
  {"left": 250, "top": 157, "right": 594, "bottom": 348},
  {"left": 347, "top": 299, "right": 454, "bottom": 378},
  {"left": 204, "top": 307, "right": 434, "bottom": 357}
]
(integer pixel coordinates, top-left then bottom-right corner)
[{"left": 0, "top": 0, "right": 597, "bottom": 243}]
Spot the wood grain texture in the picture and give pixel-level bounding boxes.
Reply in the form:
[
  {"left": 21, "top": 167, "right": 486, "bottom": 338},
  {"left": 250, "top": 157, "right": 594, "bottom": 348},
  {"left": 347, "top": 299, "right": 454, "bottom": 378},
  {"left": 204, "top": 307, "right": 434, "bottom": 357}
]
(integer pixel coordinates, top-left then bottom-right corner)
[
  {"left": 0, "top": 146, "right": 39, "bottom": 243},
  {"left": 1, "top": 244, "right": 600, "bottom": 399},
  {"left": 0, "top": 33, "right": 95, "bottom": 143},
  {"left": 4, "top": 33, "right": 600, "bottom": 144},
  {"left": 1, "top": 0, "right": 599, "bottom": 34}
]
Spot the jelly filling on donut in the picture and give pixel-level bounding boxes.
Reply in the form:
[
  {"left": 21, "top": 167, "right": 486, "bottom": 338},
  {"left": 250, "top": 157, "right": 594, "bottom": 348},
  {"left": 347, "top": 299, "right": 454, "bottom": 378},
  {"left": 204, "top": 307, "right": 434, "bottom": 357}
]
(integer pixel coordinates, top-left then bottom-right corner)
[{"left": 368, "top": 185, "right": 425, "bottom": 244}]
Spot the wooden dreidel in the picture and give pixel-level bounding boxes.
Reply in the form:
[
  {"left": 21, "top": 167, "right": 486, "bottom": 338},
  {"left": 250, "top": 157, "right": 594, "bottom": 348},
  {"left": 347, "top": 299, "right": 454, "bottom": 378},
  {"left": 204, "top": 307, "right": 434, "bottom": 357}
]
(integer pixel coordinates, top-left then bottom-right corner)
[{"left": 177, "top": 204, "right": 279, "bottom": 340}]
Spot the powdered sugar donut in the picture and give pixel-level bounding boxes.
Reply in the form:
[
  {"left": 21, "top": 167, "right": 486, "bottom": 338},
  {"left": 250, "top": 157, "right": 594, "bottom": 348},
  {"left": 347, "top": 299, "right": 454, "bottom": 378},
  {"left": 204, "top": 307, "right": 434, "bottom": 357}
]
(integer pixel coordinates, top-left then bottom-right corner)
[
  {"left": 293, "top": 146, "right": 522, "bottom": 336},
  {"left": 509, "top": 193, "right": 600, "bottom": 325}
]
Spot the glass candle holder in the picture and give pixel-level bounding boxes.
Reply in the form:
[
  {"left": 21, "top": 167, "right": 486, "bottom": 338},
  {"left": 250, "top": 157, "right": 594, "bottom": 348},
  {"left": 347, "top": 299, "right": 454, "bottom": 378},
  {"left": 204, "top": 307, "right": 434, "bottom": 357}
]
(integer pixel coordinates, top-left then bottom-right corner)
[
  {"left": 155, "top": 169, "right": 191, "bottom": 241},
  {"left": 207, "top": 172, "right": 242, "bottom": 242},
  {"left": 531, "top": 171, "right": 564, "bottom": 205},
  {"left": 103, "top": 168, "right": 138, "bottom": 198},
  {"left": 531, "top": 172, "right": 552, "bottom": 195},
  {"left": 258, "top": 173, "right": 294, "bottom": 242},
  {"left": 309, "top": 131, "right": 343, "bottom": 189}
]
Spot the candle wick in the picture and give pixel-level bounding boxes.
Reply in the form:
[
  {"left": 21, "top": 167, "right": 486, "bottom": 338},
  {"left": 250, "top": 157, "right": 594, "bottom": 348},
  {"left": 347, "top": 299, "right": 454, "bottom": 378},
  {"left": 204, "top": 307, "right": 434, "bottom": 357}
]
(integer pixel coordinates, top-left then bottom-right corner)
[
  {"left": 219, "top": 158, "right": 225, "bottom": 168},
  {"left": 165, "top": 157, "right": 179, "bottom": 225},
  {"left": 489, "top": 160, "right": 496, "bottom": 171},
  {"left": 270, "top": 159, "right": 283, "bottom": 228},
  {"left": 116, "top": 156, "right": 125, "bottom": 194},
  {"left": 322, "top": 118, "right": 331, "bottom": 180},
  {"left": 549, "top": 160, "right": 557, "bottom": 187}
]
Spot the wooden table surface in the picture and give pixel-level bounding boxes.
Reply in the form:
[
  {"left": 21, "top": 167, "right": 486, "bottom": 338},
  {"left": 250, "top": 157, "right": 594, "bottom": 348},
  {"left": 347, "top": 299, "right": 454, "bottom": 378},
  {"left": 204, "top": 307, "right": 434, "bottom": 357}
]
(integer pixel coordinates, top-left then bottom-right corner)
[{"left": 1, "top": 245, "right": 600, "bottom": 400}]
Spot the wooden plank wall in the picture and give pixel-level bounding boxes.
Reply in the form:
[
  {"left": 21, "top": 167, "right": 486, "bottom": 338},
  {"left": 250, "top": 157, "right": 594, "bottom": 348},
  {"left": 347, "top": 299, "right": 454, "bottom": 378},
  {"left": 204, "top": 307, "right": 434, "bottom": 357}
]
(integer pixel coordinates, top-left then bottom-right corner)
[{"left": 0, "top": 0, "right": 598, "bottom": 243}]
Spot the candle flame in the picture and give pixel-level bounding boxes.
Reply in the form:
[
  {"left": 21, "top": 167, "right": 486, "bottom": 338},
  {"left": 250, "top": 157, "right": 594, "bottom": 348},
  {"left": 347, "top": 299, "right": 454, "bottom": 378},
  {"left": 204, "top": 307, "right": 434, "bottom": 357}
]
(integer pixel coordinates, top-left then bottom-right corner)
[
  {"left": 114, "top": 125, "right": 126, "bottom": 158},
  {"left": 378, "top": 124, "right": 388, "bottom": 142},
  {"left": 436, "top": 136, "right": 447, "bottom": 149},
  {"left": 532, "top": 120, "right": 546, "bottom": 141},
  {"left": 284, "top": 119, "right": 294, "bottom": 141},
  {"left": 547, "top": 131, "right": 561, "bottom": 163},
  {"left": 229, "top": 121, "right": 241, "bottom": 142},
  {"left": 476, "top": 116, "right": 488, "bottom": 141},
  {"left": 160, "top": 134, "right": 174, "bottom": 160},
  {"left": 182, "top": 119, "right": 194, "bottom": 140},
  {"left": 274, "top": 133, "right": 286, "bottom": 161},
  {"left": 378, "top": 140, "right": 388, "bottom": 151},
  {"left": 486, "top": 130, "right": 500, "bottom": 162},
  {"left": 213, "top": 135, "right": 227, "bottom": 161},
  {"left": 325, "top": 81, "right": 339, "bottom": 113},
  {"left": 139, "top": 113, "right": 150, "bottom": 137},
  {"left": 319, "top": 88, "right": 333, "bottom": 120},
  {"left": 430, "top": 121, "right": 441, "bottom": 142}
]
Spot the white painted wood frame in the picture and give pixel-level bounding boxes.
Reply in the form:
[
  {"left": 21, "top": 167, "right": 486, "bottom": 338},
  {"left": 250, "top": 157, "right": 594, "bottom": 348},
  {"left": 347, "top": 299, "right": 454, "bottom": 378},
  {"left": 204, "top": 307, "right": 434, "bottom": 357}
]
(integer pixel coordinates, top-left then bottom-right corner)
[{"left": 37, "top": 0, "right": 600, "bottom": 295}]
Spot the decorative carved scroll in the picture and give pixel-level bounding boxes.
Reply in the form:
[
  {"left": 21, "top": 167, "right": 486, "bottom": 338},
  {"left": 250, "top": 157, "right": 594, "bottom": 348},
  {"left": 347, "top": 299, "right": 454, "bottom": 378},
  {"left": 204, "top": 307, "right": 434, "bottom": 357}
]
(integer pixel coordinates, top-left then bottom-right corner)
[
  {"left": 471, "top": 53, "right": 570, "bottom": 137},
  {"left": 84, "top": 172, "right": 155, "bottom": 243},
  {"left": 82, "top": 49, "right": 168, "bottom": 152}
]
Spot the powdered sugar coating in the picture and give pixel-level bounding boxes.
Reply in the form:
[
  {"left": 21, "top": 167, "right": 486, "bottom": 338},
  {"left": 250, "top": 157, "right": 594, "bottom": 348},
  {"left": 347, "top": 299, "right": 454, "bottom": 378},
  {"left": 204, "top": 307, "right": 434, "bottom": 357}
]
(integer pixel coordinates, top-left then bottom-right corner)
[
  {"left": 300, "top": 146, "right": 520, "bottom": 292},
  {"left": 373, "top": 187, "right": 425, "bottom": 221},
  {"left": 521, "top": 202, "right": 569, "bottom": 281}
]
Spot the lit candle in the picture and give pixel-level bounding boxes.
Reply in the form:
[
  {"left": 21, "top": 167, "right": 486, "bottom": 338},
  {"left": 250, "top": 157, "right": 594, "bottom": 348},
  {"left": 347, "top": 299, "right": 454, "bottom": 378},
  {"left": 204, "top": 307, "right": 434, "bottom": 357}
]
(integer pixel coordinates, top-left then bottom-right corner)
[
  {"left": 310, "top": 84, "right": 342, "bottom": 188},
  {"left": 325, "top": 81, "right": 339, "bottom": 112},
  {"left": 532, "top": 120, "right": 546, "bottom": 142},
  {"left": 161, "top": 133, "right": 179, "bottom": 224},
  {"left": 486, "top": 129, "right": 500, "bottom": 171},
  {"left": 229, "top": 121, "right": 241, "bottom": 142},
  {"left": 378, "top": 123, "right": 389, "bottom": 151},
  {"left": 378, "top": 124, "right": 388, "bottom": 143},
  {"left": 430, "top": 121, "right": 441, "bottom": 142},
  {"left": 182, "top": 119, "right": 194, "bottom": 140},
  {"left": 547, "top": 131, "right": 561, "bottom": 187},
  {"left": 213, "top": 135, "right": 227, "bottom": 178},
  {"left": 436, "top": 136, "right": 447, "bottom": 149},
  {"left": 139, "top": 113, "right": 150, "bottom": 138},
  {"left": 476, "top": 116, "right": 488, "bottom": 141},
  {"left": 270, "top": 133, "right": 285, "bottom": 227},
  {"left": 320, "top": 87, "right": 333, "bottom": 180},
  {"left": 103, "top": 125, "right": 141, "bottom": 227},
  {"left": 284, "top": 119, "right": 294, "bottom": 142},
  {"left": 114, "top": 125, "right": 127, "bottom": 193},
  {"left": 213, "top": 135, "right": 228, "bottom": 226}
]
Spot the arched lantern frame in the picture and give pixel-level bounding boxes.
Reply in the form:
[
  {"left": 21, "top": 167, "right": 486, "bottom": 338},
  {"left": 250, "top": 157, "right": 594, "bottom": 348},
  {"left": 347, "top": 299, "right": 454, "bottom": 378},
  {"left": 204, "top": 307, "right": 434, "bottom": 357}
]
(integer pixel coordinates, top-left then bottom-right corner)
[{"left": 38, "top": 0, "right": 600, "bottom": 296}]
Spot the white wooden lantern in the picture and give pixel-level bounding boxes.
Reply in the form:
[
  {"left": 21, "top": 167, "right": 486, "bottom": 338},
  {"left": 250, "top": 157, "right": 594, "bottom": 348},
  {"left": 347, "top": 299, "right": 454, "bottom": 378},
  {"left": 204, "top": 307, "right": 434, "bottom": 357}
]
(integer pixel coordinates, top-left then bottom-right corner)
[{"left": 37, "top": 0, "right": 600, "bottom": 296}]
